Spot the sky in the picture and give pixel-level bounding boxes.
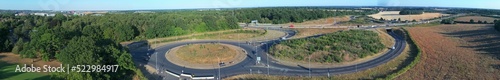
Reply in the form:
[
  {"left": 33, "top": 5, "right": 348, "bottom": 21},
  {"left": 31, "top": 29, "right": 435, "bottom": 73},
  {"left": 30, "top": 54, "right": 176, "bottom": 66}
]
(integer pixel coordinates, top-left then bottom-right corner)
[{"left": 0, "top": 0, "right": 499, "bottom": 10}]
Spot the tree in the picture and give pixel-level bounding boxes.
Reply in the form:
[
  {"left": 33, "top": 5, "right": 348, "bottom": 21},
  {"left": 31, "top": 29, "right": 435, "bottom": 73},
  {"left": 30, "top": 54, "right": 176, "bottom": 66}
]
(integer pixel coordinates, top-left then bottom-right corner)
[
  {"left": 441, "top": 19, "right": 454, "bottom": 24},
  {"left": 379, "top": 17, "right": 385, "bottom": 21},
  {"left": 470, "top": 19, "right": 475, "bottom": 23},
  {"left": 483, "top": 21, "right": 488, "bottom": 24},
  {"left": 477, "top": 20, "right": 482, "bottom": 24},
  {"left": 412, "top": 19, "right": 417, "bottom": 22},
  {"left": 494, "top": 20, "right": 498, "bottom": 23},
  {"left": 11, "top": 38, "right": 24, "bottom": 54},
  {"left": 399, "top": 10, "right": 424, "bottom": 15},
  {"left": 398, "top": 18, "right": 401, "bottom": 22}
]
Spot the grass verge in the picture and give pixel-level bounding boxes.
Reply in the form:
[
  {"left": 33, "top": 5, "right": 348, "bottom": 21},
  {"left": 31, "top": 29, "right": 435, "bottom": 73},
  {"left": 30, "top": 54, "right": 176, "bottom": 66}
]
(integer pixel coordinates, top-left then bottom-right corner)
[
  {"left": 378, "top": 28, "right": 422, "bottom": 79},
  {"left": 0, "top": 61, "right": 50, "bottom": 80}
]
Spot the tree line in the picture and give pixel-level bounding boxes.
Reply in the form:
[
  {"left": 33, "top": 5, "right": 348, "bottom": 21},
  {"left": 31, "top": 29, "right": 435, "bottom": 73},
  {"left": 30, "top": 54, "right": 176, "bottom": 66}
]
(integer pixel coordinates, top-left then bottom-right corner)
[
  {"left": 399, "top": 10, "right": 424, "bottom": 15},
  {"left": 234, "top": 7, "right": 378, "bottom": 24}
]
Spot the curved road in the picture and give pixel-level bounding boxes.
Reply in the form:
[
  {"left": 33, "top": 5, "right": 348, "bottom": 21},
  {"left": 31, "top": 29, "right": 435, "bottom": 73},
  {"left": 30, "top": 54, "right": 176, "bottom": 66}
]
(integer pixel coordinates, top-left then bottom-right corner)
[{"left": 133, "top": 27, "right": 406, "bottom": 79}]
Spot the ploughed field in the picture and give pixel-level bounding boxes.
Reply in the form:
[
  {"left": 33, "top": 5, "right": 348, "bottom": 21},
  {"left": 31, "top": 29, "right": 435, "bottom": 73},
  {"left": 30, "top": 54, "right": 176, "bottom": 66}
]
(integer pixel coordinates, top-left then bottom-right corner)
[
  {"left": 397, "top": 24, "right": 500, "bottom": 79},
  {"left": 368, "top": 11, "right": 449, "bottom": 21}
]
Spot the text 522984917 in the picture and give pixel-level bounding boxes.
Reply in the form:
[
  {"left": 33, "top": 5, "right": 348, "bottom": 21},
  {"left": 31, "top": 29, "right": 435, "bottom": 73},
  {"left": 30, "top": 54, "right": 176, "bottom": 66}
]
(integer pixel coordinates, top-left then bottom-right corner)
[
  {"left": 72, "top": 65, "right": 119, "bottom": 72},
  {"left": 15, "top": 64, "right": 119, "bottom": 73}
]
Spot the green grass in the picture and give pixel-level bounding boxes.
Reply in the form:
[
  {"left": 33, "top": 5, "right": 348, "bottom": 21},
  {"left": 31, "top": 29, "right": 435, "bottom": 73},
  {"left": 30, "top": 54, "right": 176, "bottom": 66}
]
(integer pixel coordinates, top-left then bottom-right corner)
[
  {"left": 150, "top": 29, "right": 266, "bottom": 44},
  {"left": 0, "top": 61, "right": 51, "bottom": 80},
  {"left": 270, "top": 30, "right": 385, "bottom": 63}
]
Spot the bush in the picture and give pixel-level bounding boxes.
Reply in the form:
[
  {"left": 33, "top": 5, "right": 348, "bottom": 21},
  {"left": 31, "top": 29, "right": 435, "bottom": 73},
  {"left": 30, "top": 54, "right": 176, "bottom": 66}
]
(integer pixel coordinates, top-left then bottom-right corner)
[
  {"left": 270, "top": 30, "right": 385, "bottom": 63},
  {"left": 495, "top": 21, "right": 500, "bottom": 31}
]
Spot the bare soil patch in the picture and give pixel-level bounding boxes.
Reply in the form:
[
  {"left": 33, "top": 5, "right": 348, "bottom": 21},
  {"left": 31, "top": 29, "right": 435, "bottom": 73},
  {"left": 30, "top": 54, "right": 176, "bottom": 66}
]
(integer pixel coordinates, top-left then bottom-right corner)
[
  {"left": 369, "top": 11, "right": 449, "bottom": 21},
  {"left": 397, "top": 24, "right": 500, "bottom": 80},
  {"left": 166, "top": 43, "right": 247, "bottom": 69},
  {"left": 291, "top": 28, "right": 347, "bottom": 39},
  {"left": 454, "top": 16, "right": 498, "bottom": 23}
]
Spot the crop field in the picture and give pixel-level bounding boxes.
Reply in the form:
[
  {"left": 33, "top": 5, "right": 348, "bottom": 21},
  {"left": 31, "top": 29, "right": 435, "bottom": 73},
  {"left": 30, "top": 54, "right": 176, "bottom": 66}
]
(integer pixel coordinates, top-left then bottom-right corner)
[
  {"left": 454, "top": 16, "right": 498, "bottom": 23},
  {"left": 368, "top": 11, "right": 449, "bottom": 21},
  {"left": 398, "top": 24, "right": 500, "bottom": 79}
]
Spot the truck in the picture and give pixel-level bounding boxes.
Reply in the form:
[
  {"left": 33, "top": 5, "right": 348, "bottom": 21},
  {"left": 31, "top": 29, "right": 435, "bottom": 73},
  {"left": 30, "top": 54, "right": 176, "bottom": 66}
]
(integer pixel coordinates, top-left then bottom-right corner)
[{"left": 281, "top": 37, "right": 287, "bottom": 40}]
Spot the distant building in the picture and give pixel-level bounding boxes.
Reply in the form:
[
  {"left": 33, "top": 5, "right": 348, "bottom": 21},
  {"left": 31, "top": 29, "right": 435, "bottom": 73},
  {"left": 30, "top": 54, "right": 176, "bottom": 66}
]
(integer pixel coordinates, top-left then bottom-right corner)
[
  {"left": 31, "top": 13, "right": 48, "bottom": 16},
  {"left": 134, "top": 11, "right": 155, "bottom": 13},
  {"left": 47, "top": 14, "right": 56, "bottom": 17},
  {"left": 15, "top": 13, "right": 28, "bottom": 16}
]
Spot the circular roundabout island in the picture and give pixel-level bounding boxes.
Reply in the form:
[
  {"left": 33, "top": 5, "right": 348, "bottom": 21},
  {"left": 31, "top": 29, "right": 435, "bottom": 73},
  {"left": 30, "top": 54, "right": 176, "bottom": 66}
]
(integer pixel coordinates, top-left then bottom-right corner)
[{"left": 166, "top": 43, "right": 247, "bottom": 69}]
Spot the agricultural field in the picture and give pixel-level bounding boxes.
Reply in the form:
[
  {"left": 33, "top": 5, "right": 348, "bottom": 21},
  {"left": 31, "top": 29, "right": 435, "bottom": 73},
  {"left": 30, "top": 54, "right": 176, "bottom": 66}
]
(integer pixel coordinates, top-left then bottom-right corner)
[
  {"left": 398, "top": 24, "right": 500, "bottom": 79},
  {"left": 369, "top": 11, "right": 449, "bottom": 21},
  {"left": 270, "top": 30, "right": 385, "bottom": 63},
  {"left": 454, "top": 16, "right": 498, "bottom": 23}
]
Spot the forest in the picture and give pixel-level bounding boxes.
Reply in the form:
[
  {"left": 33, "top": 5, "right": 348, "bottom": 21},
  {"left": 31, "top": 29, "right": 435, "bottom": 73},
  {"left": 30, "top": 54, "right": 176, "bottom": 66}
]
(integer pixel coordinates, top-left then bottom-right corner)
[
  {"left": 0, "top": 11, "right": 241, "bottom": 79},
  {"left": 234, "top": 7, "right": 378, "bottom": 24}
]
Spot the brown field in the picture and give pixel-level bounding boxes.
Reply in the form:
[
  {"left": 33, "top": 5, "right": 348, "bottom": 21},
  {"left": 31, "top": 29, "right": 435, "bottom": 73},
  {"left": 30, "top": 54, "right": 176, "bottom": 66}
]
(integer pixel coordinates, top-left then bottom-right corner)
[
  {"left": 175, "top": 44, "right": 238, "bottom": 64},
  {"left": 398, "top": 24, "right": 500, "bottom": 79},
  {"left": 166, "top": 43, "right": 246, "bottom": 69},
  {"left": 369, "top": 11, "right": 449, "bottom": 21},
  {"left": 454, "top": 16, "right": 498, "bottom": 23},
  {"left": 290, "top": 28, "right": 347, "bottom": 39}
]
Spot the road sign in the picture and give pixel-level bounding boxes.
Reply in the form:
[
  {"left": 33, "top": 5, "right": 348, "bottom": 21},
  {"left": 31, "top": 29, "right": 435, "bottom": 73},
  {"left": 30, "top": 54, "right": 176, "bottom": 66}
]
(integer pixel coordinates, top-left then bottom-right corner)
[{"left": 257, "top": 57, "right": 261, "bottom": 63}]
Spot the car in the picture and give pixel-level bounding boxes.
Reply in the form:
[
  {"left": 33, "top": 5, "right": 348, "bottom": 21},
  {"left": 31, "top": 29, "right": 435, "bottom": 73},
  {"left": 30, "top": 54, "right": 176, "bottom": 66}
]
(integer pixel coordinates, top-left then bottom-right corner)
[
  {"left": 219, "top": 62, "right": 226, "bottom": 66},
  {"left": 281, "top": 37, "right": 287, "bottom": 40},
  {"left": 392, "top": 46, "right": 395, "bottom": 49}
]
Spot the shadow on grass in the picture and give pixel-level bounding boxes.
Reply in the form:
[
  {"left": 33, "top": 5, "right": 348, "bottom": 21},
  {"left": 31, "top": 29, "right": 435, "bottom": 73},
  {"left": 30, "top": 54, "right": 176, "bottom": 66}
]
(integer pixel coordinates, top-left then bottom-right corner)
[{"left": 439, "top": 26, "right": 500, "bottom": 60}]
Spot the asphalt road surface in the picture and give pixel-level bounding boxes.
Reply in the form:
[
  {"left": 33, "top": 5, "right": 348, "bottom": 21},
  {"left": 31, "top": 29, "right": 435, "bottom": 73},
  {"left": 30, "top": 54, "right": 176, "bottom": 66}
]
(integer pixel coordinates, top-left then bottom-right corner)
[{"left": 131, "top": 14, "right": 469, "bottom": 79}]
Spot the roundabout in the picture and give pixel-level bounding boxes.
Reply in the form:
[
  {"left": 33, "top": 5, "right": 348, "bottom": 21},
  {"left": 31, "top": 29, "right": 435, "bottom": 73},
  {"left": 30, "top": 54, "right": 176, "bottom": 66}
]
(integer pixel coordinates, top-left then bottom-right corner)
[
  {"left": 165, "top": 43, "right": 247, "bottom": 69},
  {"left": 139, "top": 27, "right": 406, "bottom": 79}
]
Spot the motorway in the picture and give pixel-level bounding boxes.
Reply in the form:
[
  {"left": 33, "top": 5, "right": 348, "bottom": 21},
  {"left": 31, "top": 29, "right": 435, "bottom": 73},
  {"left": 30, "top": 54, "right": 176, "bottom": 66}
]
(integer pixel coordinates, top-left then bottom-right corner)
[{"left": 131, "top": 14, "right": 465, "bottom": 79}]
